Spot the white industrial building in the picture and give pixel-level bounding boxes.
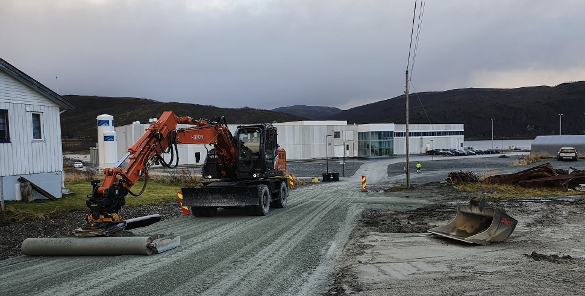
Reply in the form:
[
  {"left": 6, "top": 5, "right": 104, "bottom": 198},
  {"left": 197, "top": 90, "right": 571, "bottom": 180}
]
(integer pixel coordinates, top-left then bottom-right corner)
[{"left": 115, "top": 120, "right": 464, "bottom": 164}]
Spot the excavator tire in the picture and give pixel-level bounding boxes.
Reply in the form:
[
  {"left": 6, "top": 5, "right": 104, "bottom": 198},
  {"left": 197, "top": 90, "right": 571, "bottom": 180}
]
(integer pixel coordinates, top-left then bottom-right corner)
[
  {"left": 251, "top": 185, "right": 270, "bottom": 216},
  {"left": 272, "top": 181, "right": 288, "bottom": 208},
  {"left": 191, "top": 207, "right": 218, "bottom": 217}
]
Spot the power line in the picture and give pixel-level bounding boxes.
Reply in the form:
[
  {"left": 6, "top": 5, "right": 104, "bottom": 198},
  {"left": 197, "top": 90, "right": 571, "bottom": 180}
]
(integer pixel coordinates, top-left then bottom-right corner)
[
  {"left": 409, "top": 81, "right": 432, "bottom": 124},
  {"left": 406, "top": 0, "right": 418, "bottom": 71},
  {"left": 409, "top": 1, "right": 425, "bottom": 80}
]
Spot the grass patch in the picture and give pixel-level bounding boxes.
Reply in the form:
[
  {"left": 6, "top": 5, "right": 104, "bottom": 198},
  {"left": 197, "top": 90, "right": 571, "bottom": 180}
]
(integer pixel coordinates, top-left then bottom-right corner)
[
  {"left": 512, "top": 152, "right": 550, "bottom": 167},
  {"left": 0, "top": 178, "right": 184, "bottom": 224},
  {"left": 454, "top": 183, "right": 580, "bottom": 199}
]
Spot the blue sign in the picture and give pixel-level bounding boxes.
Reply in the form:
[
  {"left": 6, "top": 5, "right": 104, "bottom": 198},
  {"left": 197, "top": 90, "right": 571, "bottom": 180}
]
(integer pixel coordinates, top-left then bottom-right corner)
[
  {"left": 98, "top": 120, "right": 110, "bottom": 126},
  {"left": 104, "top": 136, "right": 115, "bottom": 141}
]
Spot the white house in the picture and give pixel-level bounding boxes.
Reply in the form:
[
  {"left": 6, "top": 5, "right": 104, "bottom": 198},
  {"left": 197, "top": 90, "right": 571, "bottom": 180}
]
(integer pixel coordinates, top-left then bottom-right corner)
[{"left": 0, "top": 58, "right": 75, "bottom": 202}]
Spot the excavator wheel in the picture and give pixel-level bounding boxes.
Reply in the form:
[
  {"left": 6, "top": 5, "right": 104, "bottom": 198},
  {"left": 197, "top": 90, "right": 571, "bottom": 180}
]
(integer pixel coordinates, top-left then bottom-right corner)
[
  {"left": 251, "top": 185, "right": 270, "bottom": 216},
  {"left": 272, "top": 181, "right": 288, "bottom": 208},
  {"left": 191, "top": 207, "right": 218, "bottom": 217}
]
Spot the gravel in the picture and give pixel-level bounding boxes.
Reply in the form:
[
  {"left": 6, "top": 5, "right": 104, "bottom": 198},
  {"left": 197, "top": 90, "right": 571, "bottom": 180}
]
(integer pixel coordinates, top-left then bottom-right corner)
[{"left": 0, "top": 203, "right": 182, "bottom": 260}]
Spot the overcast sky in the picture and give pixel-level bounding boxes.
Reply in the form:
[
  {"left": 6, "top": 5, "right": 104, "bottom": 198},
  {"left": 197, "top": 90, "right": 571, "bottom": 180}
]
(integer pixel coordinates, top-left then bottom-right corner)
[{"left": 1, "top": 0, "right": 584, "bottom": 110}]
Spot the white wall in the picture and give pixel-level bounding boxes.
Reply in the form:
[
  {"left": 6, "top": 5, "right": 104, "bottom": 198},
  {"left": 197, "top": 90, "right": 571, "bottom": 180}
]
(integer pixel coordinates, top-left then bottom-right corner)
[
  {"left": 0, "top": 71, "right": 65, "bottom": 200},
  {"left": 274, "top": 123, "right": 358, "bottom": 160},
  {"left": 392, "top": 124, "right": 465, "bottom": 155}
]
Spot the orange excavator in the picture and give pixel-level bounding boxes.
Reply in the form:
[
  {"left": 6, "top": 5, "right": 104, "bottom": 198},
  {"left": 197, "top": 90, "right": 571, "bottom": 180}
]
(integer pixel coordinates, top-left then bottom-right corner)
[
  {"left": 81, "top": 110, "right": 288, "bottom": 235},
  {"left": 22, "top": 111, "right": 289, "bottom": 256}
]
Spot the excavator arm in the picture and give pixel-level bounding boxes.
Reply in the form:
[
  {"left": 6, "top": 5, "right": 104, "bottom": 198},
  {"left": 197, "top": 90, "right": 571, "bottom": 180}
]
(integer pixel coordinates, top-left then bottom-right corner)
[{"left": 83, "top": 111, "right": 238, "bottom": 235}]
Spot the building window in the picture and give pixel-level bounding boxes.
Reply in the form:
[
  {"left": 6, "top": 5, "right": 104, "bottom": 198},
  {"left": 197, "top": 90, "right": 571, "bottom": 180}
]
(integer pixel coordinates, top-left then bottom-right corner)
[
  {"left": 0, "top": 109, "right": 9, "bottom": 142},
  {"left": 334, "top": 131, "right": 341, "bottom": 138},
  {"left": 32, "top": 113, "right": 42, "bottom": 140}
]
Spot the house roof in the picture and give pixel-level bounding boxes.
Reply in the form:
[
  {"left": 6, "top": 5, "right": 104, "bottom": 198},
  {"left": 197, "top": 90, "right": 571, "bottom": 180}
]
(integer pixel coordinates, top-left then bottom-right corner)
[{"left": 0, "top": 58, "right": 75, "bottom": 110}]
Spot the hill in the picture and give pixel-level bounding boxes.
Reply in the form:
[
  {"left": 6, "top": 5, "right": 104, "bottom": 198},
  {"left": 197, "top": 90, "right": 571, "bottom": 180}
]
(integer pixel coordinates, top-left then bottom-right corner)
[
  {"left": 60, "top": 81, "right": 585, "bottom": 143},
  {"left": 272, "top": 105, "right": 342, "bottom": 120},
  {"left": 60, "top": 95, "right": 305, "bottom": 141},
  {"left": 329, "top": 81, "right": 585, "bottom": 139}
]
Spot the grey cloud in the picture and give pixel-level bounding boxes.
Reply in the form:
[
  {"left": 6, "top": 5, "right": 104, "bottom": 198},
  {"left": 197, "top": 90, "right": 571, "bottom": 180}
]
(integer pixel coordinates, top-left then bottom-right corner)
[{"left": 0, "top": 0, "right": 583, "bottom": 110}]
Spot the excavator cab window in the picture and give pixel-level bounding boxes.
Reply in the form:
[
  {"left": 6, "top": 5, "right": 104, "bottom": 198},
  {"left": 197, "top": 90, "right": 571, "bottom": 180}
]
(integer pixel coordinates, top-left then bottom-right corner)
[
  {"left": 237, "top": 130, "right": 262, "bottom": 174},
  {"left": 264, "top": 128, "right": 277, "bottom": 174}
]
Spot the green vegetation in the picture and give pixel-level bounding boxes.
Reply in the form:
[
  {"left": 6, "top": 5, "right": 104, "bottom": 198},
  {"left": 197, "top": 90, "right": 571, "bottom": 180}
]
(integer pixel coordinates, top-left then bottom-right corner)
[
  {"left": 0, "top": 170, "right": 198, "bottom": 223},
  {"left": 454, "top": 183, "right": 581, "bottom": 199}
]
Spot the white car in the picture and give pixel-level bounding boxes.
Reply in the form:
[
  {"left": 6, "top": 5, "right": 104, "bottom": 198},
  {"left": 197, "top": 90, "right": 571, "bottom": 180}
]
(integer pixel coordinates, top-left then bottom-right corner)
[
  {"left": 557, "top": 147, "right": 578, "bottom": 161},
  {"left": 73, "top": 162, "right": 83, "bottom": 168}
]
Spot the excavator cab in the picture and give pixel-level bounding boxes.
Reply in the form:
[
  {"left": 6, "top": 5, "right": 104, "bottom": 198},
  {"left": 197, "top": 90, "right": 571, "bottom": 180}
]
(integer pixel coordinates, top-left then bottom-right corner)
[{"left": 235, "top": 124, "right": 278, "bottom": 179}]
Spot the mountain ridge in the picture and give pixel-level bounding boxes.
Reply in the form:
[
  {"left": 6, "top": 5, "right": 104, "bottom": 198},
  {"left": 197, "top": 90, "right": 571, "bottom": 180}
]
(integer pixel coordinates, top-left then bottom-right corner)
[{"left": 60, "top": 81, "right": 585, "bottom": 142}]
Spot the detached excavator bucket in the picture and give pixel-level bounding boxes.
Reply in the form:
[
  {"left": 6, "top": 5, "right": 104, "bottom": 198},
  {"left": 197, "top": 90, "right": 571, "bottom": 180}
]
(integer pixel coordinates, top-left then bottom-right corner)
[{"left": 428, "top": 200, "right": 517, "bottom": 245}]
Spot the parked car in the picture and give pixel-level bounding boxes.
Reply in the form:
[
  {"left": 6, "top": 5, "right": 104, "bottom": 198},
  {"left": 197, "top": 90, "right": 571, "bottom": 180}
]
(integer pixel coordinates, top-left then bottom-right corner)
[
  {"left": 426, "top": 149, "right": 441, "bottom": 155},
  {"left": 464, "top": 146, "right": 483, "bottom": 154},
  {"left": 484, "top": 149, "right": 501, "bottom": 154},
  {"left": 449, "top": 149, "right": 466, "bottom": 156},
  {"left": 457, "top": 149, "right": 470, "bottom": 156},
  {"left": 557, "top": 147, "right": 578, "bottom": 161},
  {"left": 73, "top": 161, "right": 83, "bottom": 168},
  {"left": 436, "top": 149, "right": 453, "bottom": 156}
]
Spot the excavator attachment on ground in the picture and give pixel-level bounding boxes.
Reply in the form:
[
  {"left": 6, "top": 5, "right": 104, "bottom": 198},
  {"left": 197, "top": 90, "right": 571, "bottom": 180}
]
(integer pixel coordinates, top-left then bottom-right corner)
[{"left": 428, "top": 199, "right": 517, "bottom": 245}]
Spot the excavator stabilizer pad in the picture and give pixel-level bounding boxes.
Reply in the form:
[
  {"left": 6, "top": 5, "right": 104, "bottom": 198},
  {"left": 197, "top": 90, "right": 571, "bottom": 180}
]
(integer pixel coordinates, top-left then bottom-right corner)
[{"left": 428, "top": 200, "right": 517, "bottom": 245}]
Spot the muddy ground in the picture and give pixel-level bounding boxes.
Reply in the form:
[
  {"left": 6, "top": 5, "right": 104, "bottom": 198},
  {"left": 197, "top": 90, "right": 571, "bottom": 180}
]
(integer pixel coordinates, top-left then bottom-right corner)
[{"left": 327, "top": 173, "right": 585, "bottom": 295}]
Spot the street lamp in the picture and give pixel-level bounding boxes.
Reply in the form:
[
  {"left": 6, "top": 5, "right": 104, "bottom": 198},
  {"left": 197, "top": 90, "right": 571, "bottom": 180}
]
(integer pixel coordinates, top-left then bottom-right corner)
[
  {"left": 430, "top": 140, "right": 434, "bottom": 161},
  {"left": 325, "top": 134, "right": 333, "bottom": 174},
  {"left": 491, "top": 118, "right": 494, "bottom": 149},
  {"left": 559, "top": 114, "right": 563, "bottom": 135}
]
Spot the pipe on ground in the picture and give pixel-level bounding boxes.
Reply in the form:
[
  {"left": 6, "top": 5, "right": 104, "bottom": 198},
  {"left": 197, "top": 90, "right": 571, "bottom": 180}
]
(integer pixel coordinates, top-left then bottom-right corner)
[{"left": 21, "top": 237, "right": 156, "bottom": 256}]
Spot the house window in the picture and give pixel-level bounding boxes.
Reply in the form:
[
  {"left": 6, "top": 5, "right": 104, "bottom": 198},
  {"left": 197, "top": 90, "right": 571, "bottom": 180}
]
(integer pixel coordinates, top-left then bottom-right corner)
[
  {"left": 0, "top": 109, "right": 9, "bottom": 142},
  {"left": 32, "top": 113, "right": 42, "bottom": 140}
]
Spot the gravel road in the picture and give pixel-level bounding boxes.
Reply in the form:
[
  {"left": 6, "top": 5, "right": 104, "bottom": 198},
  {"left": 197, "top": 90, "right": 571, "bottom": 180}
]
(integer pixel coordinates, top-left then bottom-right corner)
[
  {"left": 2, "top": 153, "right": 584, "bottom": 295},
  {"left": 0, "top": 160, "right": 371, "bottom": 296}
]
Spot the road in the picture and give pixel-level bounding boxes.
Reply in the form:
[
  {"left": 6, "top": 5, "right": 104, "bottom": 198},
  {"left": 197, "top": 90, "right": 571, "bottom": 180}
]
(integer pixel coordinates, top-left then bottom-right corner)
[{"left": 0, "top": 159, "right": 404, "bottom": 296}]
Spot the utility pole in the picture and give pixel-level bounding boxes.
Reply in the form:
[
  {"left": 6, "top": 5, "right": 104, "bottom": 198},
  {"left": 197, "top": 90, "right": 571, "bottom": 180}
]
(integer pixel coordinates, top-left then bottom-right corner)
[{"left": 405, "top": 70, "right": 410, "bottom": 188}]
